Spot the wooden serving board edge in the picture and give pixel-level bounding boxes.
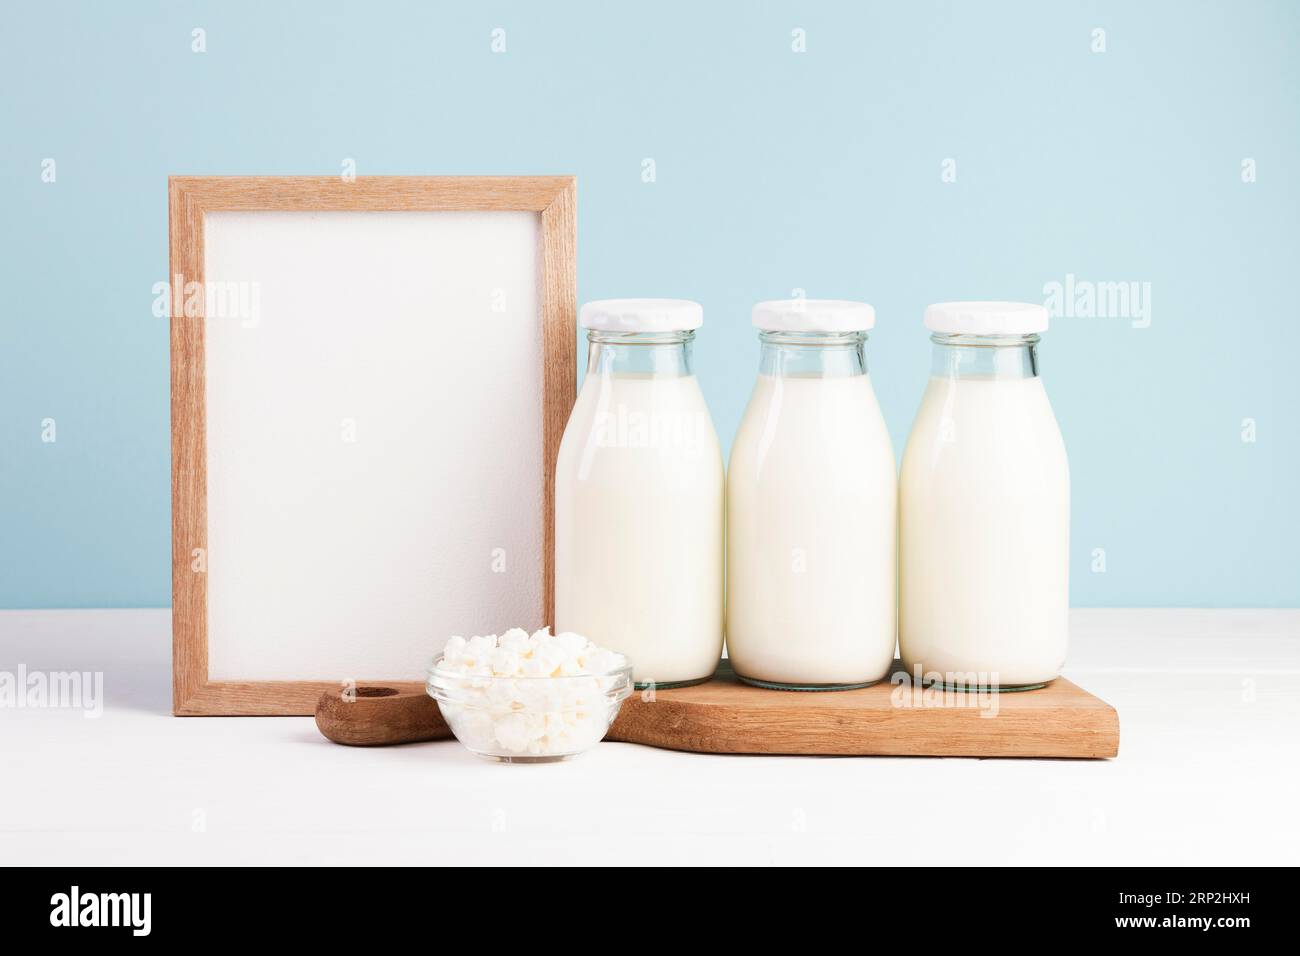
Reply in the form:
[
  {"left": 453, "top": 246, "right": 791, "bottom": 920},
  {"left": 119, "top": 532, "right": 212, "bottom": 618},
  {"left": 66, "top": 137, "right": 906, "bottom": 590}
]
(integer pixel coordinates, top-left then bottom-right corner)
[
  {"left": 605, "top": 668, "right": 1119, "bottom": 759},
  {"left": 311, "top": 668, "right": 1120, "bottom": 759}
]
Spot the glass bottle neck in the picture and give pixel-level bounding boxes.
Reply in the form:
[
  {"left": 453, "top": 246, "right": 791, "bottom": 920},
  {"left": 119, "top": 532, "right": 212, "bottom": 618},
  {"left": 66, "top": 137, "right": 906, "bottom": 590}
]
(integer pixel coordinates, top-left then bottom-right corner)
[
  {"left": 758, "top": 331, "right": 867, "bottom": 377},
  {"left": 586, "top": 330, "right": 694, "bottom": 377},
  {"left": 930, "top": 333, "right": 1040, "bottom": 379}
]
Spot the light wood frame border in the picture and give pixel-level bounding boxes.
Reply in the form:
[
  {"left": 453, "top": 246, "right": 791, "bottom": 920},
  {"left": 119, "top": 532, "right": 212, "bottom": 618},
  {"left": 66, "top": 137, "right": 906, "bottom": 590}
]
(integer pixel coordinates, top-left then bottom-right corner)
[{"left": 169, "top": 176, "right": 577, "bottom": 716}]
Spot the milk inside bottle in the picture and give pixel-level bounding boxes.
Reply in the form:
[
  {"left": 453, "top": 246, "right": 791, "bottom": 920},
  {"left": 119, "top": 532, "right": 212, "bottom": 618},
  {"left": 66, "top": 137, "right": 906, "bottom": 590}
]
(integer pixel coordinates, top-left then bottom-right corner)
[
  {"left": 554, "top": 299, "right": 724, "bottom": 688},
  {"left": 727, "top": 300, "right": 897, "bottom": 690},
  {"left": 898, "top": 301, "right": 1070, "bottom": 690}
]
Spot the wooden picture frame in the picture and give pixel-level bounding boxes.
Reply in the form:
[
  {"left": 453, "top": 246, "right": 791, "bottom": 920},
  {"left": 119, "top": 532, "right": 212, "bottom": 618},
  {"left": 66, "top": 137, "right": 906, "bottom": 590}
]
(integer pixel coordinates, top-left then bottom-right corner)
[{"left": 169, "top": 176, "right": 576, "bottom": 715}]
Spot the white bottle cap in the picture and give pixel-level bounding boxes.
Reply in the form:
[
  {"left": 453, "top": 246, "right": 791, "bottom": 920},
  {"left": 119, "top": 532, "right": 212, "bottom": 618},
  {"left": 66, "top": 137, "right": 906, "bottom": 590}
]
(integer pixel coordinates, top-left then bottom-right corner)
[
  {"left": 751, "top": 299, "right": 876, "bottom": 332},
  {"left": 579, "top": 298, "right": 703, "bottom": 332},
  {"left": 924, "top": 301, "right": 1049, "bottom": 335}
]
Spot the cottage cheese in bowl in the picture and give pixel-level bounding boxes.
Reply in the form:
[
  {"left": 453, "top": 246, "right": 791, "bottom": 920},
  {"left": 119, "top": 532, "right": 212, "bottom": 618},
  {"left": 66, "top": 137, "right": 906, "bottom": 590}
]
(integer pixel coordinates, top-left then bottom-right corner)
[{"left": 427, "top": 628, "right": 633, "bottom": 763}]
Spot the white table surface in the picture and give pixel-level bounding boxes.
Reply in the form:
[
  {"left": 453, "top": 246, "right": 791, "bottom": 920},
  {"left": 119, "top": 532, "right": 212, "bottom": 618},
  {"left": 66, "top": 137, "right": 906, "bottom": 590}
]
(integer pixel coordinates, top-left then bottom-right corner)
[{"left": 2, "top": 608, "right": 1297, "bottom": 866}]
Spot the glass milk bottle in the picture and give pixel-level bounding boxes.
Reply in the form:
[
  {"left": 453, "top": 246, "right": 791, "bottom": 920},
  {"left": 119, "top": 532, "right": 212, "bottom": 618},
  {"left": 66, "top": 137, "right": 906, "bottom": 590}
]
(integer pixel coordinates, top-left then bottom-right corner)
[
  {"left": 899, "top": 302, "right": 1070, "bottom": 691},
  {"left": 554, "top": 299, "right": 724, "bottom": 688},
  {"left": 727, "top": 300, "right": 897, "bottom": 690}
]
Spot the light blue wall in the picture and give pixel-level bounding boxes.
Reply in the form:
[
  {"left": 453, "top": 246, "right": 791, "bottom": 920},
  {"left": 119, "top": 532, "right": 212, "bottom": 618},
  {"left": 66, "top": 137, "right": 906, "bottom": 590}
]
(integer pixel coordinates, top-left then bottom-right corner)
[{"left": 2, "top": 1, "right": 1297, "bottom": 608}]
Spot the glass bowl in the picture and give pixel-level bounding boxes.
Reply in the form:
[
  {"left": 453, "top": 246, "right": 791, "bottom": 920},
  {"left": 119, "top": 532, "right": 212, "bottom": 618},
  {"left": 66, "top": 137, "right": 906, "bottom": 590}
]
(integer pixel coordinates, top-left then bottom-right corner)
[{"left": 426, "top": 653, "right": 634, "bottom": 763}]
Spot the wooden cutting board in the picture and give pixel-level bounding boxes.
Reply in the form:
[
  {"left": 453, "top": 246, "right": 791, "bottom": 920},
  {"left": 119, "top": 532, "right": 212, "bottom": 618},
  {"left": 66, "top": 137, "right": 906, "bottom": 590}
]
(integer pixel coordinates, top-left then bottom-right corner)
[
  {"left": 316, "top": 661, "right": 1118, "bottom": 758},
  {"left": 608, "top": 661, "right": 1118, "bottom": 758}
]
